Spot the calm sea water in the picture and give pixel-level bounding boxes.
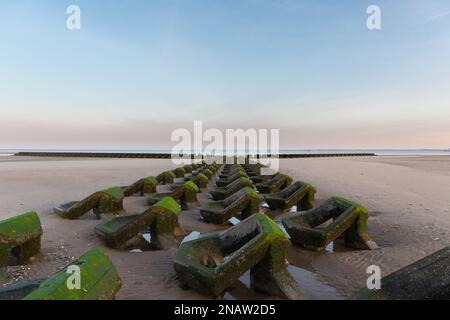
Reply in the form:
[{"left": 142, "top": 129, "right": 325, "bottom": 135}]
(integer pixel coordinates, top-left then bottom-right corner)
[{"left": 1, "top": 149, "right": 449, "bottom": 156}]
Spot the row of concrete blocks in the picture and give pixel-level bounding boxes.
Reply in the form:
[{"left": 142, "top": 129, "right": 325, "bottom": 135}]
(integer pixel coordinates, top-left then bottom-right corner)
[
  {"left": 0, "top": 211, "right": 121, "bottom": 299},
  {"left": 1, "top": 162, "right": 449, "bottom": 300},
  {"left": 0, "top": 163, "right": 220, "bottom": 299}
]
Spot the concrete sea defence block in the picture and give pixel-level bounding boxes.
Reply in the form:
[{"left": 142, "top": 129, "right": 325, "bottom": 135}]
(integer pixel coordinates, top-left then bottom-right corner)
[
  {"left": 0, "top": 211, "right": 43, "bottom": 274},
  {"left": 282, "top": 197, "right": 378, "bottom": 251},
  {"left": 123, "top": 176, "right": 158, "bottom": 197},
  {"left": 174, "top": 213, "right": 302, "bottom": 299},
  {"left": 172, "top": 167, "right": 186, "bottom": 178},
  {"left": 210, "top": 177, "right": 254, "bottom": 201},
  {"left": 54, "top": 186, "right": 124, "bottom": 220},
  {"left": 264, "top": 181, "right": 316, "bottom": 211},
  {"left": 353, "top": 245, "right": 450, "bottom": 300},
  {"left": 200, "top": 187, "right": 262, "bottom": 225},
  {"left": 95, "top": 197, "right": 182, "bottom": 250},
  {"left": 23, "top": 247, "right": 122, "bottom": 300},
  {"left": 156, "top": 171, "right": 176, "bottom": 185},
  {"left": 255, "top": 174, "right": 293, "bottom": 194}
]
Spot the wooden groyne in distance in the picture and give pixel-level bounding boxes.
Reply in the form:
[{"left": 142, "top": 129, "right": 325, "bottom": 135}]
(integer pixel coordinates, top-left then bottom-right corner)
[{"left": 15, "top": 152, "right": 376, "bottom": 159}]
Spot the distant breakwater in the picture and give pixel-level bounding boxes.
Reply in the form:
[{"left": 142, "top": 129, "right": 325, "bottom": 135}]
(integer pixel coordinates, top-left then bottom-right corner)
[{"left": 15, "top": 152, "right": 376, "bottom": 159}]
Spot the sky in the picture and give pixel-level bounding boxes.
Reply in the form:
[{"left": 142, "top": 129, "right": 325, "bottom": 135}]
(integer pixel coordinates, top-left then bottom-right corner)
[{"left": 1, "top": 0, "right": 450, "bottom": 149}]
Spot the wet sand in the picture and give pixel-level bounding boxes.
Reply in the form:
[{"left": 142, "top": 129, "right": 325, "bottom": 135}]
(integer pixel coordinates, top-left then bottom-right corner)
[{"left": 1, "top": 155, "right": 450, "bottom": 299}]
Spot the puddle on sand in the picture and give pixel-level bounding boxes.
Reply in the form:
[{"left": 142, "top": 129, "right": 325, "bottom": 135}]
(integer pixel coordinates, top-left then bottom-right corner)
[
  {"left": 224, "top": 224, "right": 340, "bottom": 300},
  {"left": 287, "top": 265, "right": 344, "bottom": 300},
  {"left": 224, "top": 266, "right": 344, "bottom": 300}
]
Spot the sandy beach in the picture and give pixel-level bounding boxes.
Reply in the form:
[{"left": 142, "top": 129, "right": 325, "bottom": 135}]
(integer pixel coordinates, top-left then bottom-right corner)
[{"left": 1, "top": 155, "right": 450, "bottom": 299}]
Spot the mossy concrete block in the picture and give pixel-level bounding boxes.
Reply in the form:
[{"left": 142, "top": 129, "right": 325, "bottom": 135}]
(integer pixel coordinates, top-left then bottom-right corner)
[
  {"left": 0, "top": 212, "right": 42, "bottom": 270},
  {"left": 282, "top": 197, "right": 378, "bottom": 251},
  {"left": 202, "top": 169, "right": 213, "bottom": 179},
  {"left": 173, "top": 167, "right": 186, "bottom": 178},
  {"left": 256, "top": 174, "right": 293, "bottom": 194},
  {"left": 54, "top": 187, "right": 124, "bottom": 220},
  {"left": 210, "top": 177, "right": 253, "bottom": 201},
  {"left": 174, "top": 213, "right": 302, "bottom": 299},
  {"left": 96, "top": 197, "right": 182, "bottom": 250},
  {"left": 201, "top": 187, "right": 262, "bottom": 225},
  {"left": 219, "top": 169, "right": 246, "bottom": 180},
  {"left": 193, "top": 173, "right": 209, "bottom": 188},
  {"left": 353, "top": 245, "right": 450, "bottom": 300},
  {"left": 216, "top": 171, "right": 248, "bottom": 187},
  {"left": 23, "top": 247, "right": 122, "bottom": 300},
  {"left": 184, "top": 181, "right": 200, "bottom": 193},
  {"left": 123, "top": 176, "right": 157, "bottom": 196},
  {"left": 264, "top": 181, "right": 316, "bottom": 211},
  {"left": 242, "top": 164, "right": 262, "bottom": 177},
  {"left": 251, "top": 173, "right": 276, "bottom": 184},
  {"left": 147, "top": 184, "right": 197, "bottom": 210},
  {"left": 156, "top": 171, "right": 176, "bottom": 185}
]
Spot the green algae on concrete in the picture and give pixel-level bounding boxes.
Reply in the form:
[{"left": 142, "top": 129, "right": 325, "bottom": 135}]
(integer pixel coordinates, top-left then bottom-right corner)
[
  {"left": 193, "top": 173, "right": 209, "bottom": 188},
  {"left": 172, "top": 167, "right": 186, "bottom": 178},
  {"left": 264, "top": 181, "right": 316, "bottom": 211},
  {"left": 216, "top": 171, "right": 248, "bottom": 187},
  {"left": 202, "top": 169, "right": 213, "bottom": 179},
  {"left": 123, "top": 176, "right": 158, "bottom": 197},
  {"left": 156, "top": 171, "right": 176, "bottom": 185},
  {"left": 147, "top": 183, "right": 198, "bottom": 210},
  {"left": 219, "top": 168, "right": 246, "bottom": 180},
  {"left": 54, "top": 187, "right": 124, "bottom": 220},
  {"left": 282, "top": 197, "right": 378, "bottom": 251},
  {"left": 153, "top": 196, "right": 182, "bottom": 215},
  {"left": 184, "top": 181, "right": 200, "bottom": 193},
  {"left": 174, "top": 213, "right": 302, "bottom": 299},
  {"left": 95, "top": 197, "right": 183, "bottom": 250},
  {"left": 23, "top": 247, "right": 121, "bottom": 300},
  {"left": 200, "top": 187, "right": 262, "bottom": 225},
  {"left": 210, "top": 177, "right": 253, "bottom": 200},
  {"left": 353, "top": 245, "right": 450, "bottom": 300},
  {"left": 0, "top": 212, "right": 42, "bottom": 274},
  {"left": 255, "top": 174, "right": 293, "bottom": 194}
]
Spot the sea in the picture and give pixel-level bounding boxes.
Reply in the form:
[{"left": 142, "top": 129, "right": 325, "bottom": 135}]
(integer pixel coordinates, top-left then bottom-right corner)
[{"left": 1, "top": 149, "right": 449, "bottom": 157}]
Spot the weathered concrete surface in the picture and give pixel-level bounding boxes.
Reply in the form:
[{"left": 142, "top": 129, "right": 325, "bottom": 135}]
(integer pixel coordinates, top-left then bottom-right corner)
[
  {"left": 210, "top": 177, "right": 253, "bottom": 201},
  {"left": 282, "top": 197, "right": 378, "bottom": 251},
  {"left": 201, "top": 187, "right": 261, "bottom": 225},
  {"left": 54, "top": 186, "right": 124, "bottom": 219},
  {"left": 174, "top": 213, "right": 303, "bottom": 299},
  {"left": 0, "top": 211, "right": 42, "bottom": 275},
  {"left": 264, "top": 181, "right": 316, "bottom": 211},
  {"left": 147, "top": 182, "right": 198, "bottom": 210},
  {"left": 354, "top": 245, "right": 450, "bottom": 300},
  {"left": 156, "top": 171, "right": 176, "bottom": 184},
  {"left": 123, "top": 176, "right": 158, "bottom": 197},
  {"left": 95, "top": 197, "right": 183, "bottom": 250},
  {"left": 23, "top": 247, "right": 122, "bottom": 300},
  {"left": 255, "top": 174, "right": 293, "bottom": 194}
]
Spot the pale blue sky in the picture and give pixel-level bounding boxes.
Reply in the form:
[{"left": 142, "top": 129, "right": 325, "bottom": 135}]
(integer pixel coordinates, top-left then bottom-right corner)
[{"left": 1, "top": 0, "right": 450, "bottom": 148}]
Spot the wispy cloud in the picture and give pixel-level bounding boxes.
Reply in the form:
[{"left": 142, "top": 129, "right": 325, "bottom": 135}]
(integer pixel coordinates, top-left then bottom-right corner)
[{"left": 426, "top": 9, "right": 450, "bottom": 22}]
